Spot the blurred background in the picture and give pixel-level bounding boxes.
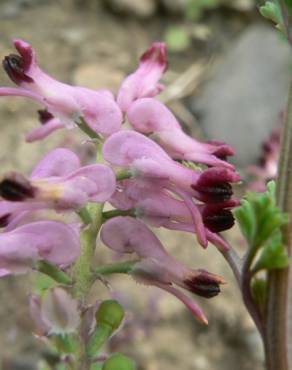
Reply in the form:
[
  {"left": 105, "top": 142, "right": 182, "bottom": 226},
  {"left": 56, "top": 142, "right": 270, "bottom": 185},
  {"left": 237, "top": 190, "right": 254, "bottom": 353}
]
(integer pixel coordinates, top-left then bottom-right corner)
[{"left": 0, "top": 0, "right": 290, "bottom": 369}]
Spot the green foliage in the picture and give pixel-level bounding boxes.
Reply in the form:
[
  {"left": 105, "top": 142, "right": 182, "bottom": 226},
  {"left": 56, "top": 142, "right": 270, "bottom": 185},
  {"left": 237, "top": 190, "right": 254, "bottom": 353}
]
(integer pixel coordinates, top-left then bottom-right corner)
[
  {"left": 186, "top": 0, "right": 221, "bottom": 20},
  {"left": 255, "top": 230, "right": 289, "bottom": 270},
  {"left": 284, "top": 0, "right": 292, "bottom": 10},
  {"left": 165, "top": 26, "right": 191, "bottom": 52},
  {"left": 235, "top": 181, "right": 289, "bottom": 271},
  {"left": 32, "top": 271, "right": 58, "bottom": 295},
  {"left": 259, "top": 0, "right": 282, "bottom": 24},
  {"left": 102, "top": 353, "right": 136, "bottom": 370}
]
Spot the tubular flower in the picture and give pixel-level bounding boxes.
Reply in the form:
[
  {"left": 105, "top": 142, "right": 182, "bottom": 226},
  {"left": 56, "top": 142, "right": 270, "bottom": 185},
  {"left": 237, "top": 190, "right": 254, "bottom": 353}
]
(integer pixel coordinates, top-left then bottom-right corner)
[
  {"left": 25, "top": 109, "right": 65, "bottom": 142},
  {"left": 117, "top": 42, "right": 167, "bottom": 113},
  {"left": 110, "top": 179, "right": 236, "bottom": 250},
  {"left": 101, "top": 217, "right": 225, "bottom": 324},
  {"left": 0, "top": 220, "right": 80, "bottom": 275},
  {"left": 127, "top": 98, "right": 234, "bottom": 169},
  {"left": 0, "top": 148, "right": 116, "bottom": 219},
  {"left": 0, "top": 39, "right": 122, "bottom": 136},
  {"left": 103, "top": 130, "right": 240, "bottom": 196}
]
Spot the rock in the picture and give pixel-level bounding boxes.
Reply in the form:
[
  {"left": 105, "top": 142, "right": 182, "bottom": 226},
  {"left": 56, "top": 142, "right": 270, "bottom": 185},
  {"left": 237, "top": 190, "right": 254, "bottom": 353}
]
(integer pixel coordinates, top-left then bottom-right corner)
[
  {"left": 103, "top": 0, "right": 157, "bottom": 18},
  {"left": 192, "top": 25, "right": 291, "bottom": 167},
  {"left": 72, "top": 63, "right": 124, "bottom": 92},
  {"left": 160, "top": 0, "right": 188, "bottom": 14}
]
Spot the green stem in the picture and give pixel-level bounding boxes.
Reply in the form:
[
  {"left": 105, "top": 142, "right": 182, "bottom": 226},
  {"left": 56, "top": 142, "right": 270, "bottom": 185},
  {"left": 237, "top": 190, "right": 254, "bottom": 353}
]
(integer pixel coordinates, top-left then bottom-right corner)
[
  {"left": 73, "top": 203, "right": 104, "bottom": 300},
  {"left": 95, "top": 260, "right": 138, "bottom": 276},
  {"left": 266, "top": 82, "right": 292, "bottom": 370},
  {"left": 115, "top": 169, "right": 132, "bottom": 181},
  {"left": 87, "top": 323, "right": 113, "bottom": 357},
  {"left": 77, "top": 207, "right": 92, "bottom": 225},
  {"left": 36, "top": 261, "right": 72, "bottom": 285},
  {"left": 75, "top": 116, "right": 101, "bottom": 139},
  {"left": 102, "top": 209, "right": 135, "bottom": 220}
]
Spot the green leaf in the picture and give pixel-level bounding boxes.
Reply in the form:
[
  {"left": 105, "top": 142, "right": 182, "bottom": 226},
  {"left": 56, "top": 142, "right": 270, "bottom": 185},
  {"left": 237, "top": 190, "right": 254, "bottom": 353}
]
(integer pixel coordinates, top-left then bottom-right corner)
[
  {"left": 234, "top": 199, "right": 256, "bottom": 246},
  {"left": 90, "top": 364, "right": 103, "bottom": 370},
  {"left": 165, "top": 27, "right": 191, "bottom": 52},
  {"left": 185, "top": 0, "right": 220, "bottom": 20},
  {"left": 255, "top": 231, "right": 290, "bottom": 271},
  {"left": 235, "top": 181, "right": 288, "bottom": 249},
  {"left": 284, "top": 0, "right": 292, "bottom": 11},
  {"left": 260, "top": 1, "right": 282, "bottom": 24},
  {"left": 32, "top": 271, "right": 58, "bottom": 295}
]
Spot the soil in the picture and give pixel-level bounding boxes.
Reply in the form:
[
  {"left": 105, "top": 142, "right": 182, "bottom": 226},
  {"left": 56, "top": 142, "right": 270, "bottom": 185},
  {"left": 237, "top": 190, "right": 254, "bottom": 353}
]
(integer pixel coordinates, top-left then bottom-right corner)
[{"left": 0, "top": 1, "right": 264, "bottom": 369}]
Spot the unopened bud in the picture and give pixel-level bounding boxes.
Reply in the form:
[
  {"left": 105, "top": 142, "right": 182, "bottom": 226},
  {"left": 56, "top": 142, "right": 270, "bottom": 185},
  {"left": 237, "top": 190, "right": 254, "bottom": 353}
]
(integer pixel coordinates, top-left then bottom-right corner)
[
  {"left": 95, "top": 300, "right": 125, "bottom": 331},
  {"left": 41, "top": 288, "right": 80, "bottom": 335},
  {"left": 102, "top": 353, "right": 136, "bottom": 370}
]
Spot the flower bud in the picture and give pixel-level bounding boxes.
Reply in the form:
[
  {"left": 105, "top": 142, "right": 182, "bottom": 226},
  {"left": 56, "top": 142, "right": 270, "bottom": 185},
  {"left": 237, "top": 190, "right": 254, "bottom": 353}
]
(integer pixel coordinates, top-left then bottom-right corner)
[
  {"left": 102, "top": 353, "right": 136, "bottom": 370},
  {"left": 95, "top": 300, "right": 125, "bottom": 331},
  {"left": 41, "top": 288, "right": 80, "bottom": 335}
]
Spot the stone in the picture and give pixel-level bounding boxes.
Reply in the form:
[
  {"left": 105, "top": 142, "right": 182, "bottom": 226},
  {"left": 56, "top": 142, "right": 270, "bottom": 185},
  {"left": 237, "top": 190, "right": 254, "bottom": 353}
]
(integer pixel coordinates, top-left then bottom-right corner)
[
  {"left": 103, "top": 0, "right": 157, "bottom": 18},
  {"left": 160, "top": 0, "right": 188, "bottom": 14},
  {"left": 192, "top": 25, "right": 291, "bottom": 167}
]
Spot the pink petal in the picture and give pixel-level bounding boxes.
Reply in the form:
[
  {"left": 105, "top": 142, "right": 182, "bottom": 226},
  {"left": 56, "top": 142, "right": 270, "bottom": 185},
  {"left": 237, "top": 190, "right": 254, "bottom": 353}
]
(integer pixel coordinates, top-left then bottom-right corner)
[
  {"left": 153, "top": 281, "right": 208, "bottom": 324},
  {"left": 65, "top": 164, "right": 116, "bottom": 202},
  {"left": 128, "top": 98, "right": 234, "bottom": 169},
  {"left": 31, "top": 148, "right": 81, "bottom": 179},
  {"left": 101, "top": 216, "right": 167, "bottom": 260},
  {"left": 25, "top": 117, "right": 65, "bottom": 142},
  {"left": 117, "top": 42, "right": 167, "bottom": 112},
  {"left": 11, "top": 221, "right": 80, "bottom": 265}
]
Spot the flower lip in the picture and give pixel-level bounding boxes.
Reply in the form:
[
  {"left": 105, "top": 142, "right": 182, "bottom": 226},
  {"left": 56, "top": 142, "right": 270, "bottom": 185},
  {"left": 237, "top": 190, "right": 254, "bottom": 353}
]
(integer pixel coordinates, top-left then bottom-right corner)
[
  {"left": 0, "top": 173, "right": 35, "bottom": 201},
  {"left": 192, "top": 182, "right": 233, "bottom": 203},
  {"left": 184, "top": 270, "right": 225, "bottom": 298},
  {"left": 38, "top": 109, "right": 54, "bottom": 125},
  {"left": 0, "top": 214, "right": 11, "bottom": 228},
  {"left": 2, "top": 54, "right": 33, "bottom": 85},
  {"left": 202, "top": 208, "right": 235, "bottom": 233}
]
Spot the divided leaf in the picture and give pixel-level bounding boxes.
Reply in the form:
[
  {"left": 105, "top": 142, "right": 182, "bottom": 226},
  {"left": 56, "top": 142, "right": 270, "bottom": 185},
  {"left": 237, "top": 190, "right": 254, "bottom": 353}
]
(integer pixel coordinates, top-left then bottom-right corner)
[{"left": 235, "top": 181, "right": 289, "bottom": 272}]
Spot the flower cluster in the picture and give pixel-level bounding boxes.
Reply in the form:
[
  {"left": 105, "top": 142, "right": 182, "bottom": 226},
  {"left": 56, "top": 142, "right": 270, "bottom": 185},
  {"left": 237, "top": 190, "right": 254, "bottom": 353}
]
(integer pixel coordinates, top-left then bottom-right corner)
[{"left": 0, "top": 39, "right": 240, "bottom": 366}]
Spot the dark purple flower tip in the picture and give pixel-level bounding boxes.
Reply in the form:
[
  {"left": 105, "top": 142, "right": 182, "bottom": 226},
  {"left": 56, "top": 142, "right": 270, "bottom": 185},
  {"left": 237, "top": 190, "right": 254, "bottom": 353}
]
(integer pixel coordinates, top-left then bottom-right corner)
[
  {"left": 0, "top": 214, "right": 11, "bottom": 228},
  {"left": 2, "top": 54, "right": 33, "bottom": 85},
  {"left": 140, "top": 42, "right": 168, "bottom": 72},
  {"left": 202, "top": 205, "right": 235, "bottom": 233},
  {"left": 192, "top": 167, "right": 240, "bottom": 203},
  {"left": 207, "top": 140, "right": 235, "bottom": 158},
  {"left": 0, "top": 173, "right": 35, "bottom": 201},
  {"left": 38, "top": 109, "right": 54, "bottom": 125},
  {"left": 184, "top": 270, "right": 225, "bottom": 299}
]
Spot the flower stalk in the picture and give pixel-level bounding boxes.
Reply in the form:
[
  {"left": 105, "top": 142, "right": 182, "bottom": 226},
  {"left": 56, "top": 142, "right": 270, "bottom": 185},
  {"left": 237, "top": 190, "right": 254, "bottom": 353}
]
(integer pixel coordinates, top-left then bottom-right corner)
[{"left": 265, "top": 81, "right": 292, "bottom": 370}]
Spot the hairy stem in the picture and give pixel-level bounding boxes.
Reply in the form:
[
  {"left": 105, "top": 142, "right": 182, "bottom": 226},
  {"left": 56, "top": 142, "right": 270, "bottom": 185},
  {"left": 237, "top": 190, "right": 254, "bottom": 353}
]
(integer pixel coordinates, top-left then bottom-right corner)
[
  {"left": 265, "top": 82, "right": 292, "bottom": 370},
  {"left": 95, "top": 260, "right": 139, "bottom": 276}
]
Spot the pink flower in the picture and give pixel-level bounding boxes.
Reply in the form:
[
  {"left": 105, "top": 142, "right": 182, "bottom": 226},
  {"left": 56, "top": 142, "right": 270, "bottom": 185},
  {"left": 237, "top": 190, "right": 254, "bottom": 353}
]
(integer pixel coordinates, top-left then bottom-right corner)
[
  {"left": 1, "top": 39, "right": 122, "bottom": 136},
  {"left": 30, "top": 289, "right": 80, "bottom": 336},
  {"left": 25, "top": 110, "right": 65, "bottom": 142},
  {"left": 0, "top": 220, "right": 80, "bottom": 275},
  {"left": 103, "top": 130, "right": 240, "bottom": 201},
  {"left": 248, "top": 125, "right": 280, "bottom": 191},
  {"left": 101, "top": 217, "right": 225, "bottom": 324},
  {"left": 127, "top": 98, "right": 234, "bottom": 169},
  {"left": 117, "top": 43, "right": 167, "bottom": 113},
  {"left": 110, "top": 178, "right": 235, "bottom": 250},
  {"left": 0, "top": 148, "right": 116, "bottom": 220}
]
